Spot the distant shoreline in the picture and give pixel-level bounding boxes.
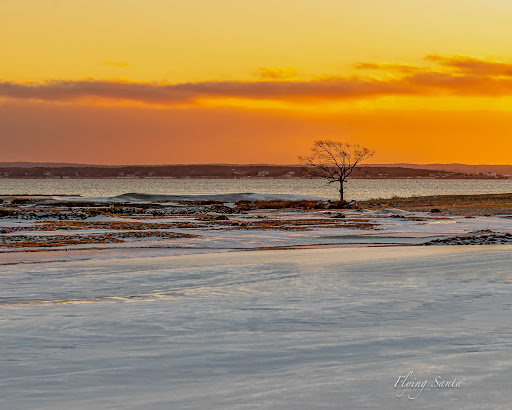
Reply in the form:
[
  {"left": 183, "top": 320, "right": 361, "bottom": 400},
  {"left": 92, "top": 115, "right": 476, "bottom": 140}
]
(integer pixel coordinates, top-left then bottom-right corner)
[
  {"left": 0, "top": 176, "right": 508, "bottom": 180},
  {"left": 0, "top": 164, "right": 508, "bottom": 179},
  {"left": 0, "top": 176, "right": 511, "bottom": 180}
]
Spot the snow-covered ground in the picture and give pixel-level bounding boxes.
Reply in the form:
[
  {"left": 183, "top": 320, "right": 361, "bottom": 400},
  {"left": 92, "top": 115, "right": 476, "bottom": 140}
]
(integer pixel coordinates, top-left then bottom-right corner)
[
  {"left": 1, "top": 246, "right": 512, "bottom": 409},
  {"left": 2, "top": 195, "right": 512, "bottom": 408}
]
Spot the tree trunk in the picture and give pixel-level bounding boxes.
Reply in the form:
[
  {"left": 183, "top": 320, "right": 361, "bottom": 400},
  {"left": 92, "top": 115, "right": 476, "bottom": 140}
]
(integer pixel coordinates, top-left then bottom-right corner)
[{"left": 339, "top": 180, "right": 344, "bottom": 202}]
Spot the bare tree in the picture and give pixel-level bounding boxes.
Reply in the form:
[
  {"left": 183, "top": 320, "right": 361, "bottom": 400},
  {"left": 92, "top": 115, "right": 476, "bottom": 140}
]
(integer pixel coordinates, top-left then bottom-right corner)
[{"left": 299, "top": 140, "right": 375, "bottom": 202}]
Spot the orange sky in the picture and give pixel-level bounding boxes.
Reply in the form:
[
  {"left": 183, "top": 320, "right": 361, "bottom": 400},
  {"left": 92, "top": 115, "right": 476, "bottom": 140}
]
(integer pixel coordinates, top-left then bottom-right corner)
[{"left": 2, "top": 0, "right": 512, "bottom": 164}]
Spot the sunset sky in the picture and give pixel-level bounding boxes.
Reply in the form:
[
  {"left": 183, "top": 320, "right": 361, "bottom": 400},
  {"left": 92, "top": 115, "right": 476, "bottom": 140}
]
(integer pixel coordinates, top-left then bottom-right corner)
[{"left": 2, "top": 0, "right": 512, "bottom": 164}]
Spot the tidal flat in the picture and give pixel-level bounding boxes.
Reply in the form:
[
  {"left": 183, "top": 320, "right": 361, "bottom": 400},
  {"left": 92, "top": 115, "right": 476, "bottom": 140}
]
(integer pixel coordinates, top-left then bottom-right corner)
[{"left": 1, "top": 193, "right": 512, "bottom": 409}]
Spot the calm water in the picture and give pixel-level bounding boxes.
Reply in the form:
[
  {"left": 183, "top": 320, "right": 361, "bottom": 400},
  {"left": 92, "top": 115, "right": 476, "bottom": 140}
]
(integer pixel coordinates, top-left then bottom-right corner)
[{"left": 1, "top": 178, "right": 512, "bottom": 200}]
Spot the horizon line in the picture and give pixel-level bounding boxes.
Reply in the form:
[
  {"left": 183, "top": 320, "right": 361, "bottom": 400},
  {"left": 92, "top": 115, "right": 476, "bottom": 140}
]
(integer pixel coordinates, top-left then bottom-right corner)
[{"left": 1, "top": 162, "right": 512, "bottom": 167}]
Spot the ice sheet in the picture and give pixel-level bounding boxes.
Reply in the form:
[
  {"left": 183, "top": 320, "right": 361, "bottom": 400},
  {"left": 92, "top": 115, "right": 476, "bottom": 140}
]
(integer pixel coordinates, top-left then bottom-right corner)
[{"left": 1, "top": 246, "right": 511, "bottom": 409}]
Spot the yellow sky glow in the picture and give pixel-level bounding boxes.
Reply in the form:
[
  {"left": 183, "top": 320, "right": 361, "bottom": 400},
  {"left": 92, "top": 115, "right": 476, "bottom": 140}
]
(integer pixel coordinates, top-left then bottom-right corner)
[{"left": 2, "top": 0, "right": 512, "bottom": 164}]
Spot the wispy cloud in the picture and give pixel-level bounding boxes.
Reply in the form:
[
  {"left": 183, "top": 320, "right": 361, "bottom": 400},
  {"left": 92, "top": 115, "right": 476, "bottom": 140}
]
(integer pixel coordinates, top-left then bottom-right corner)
[
  {"left": 3, "top": 55, "right": 512, "bottom": 106},
  {"left": 425, "top": 54, "right": 512, "bottom": 76},
  {"left": 254, "top": 67, "right": 298, "bottom": 80},
  {"left": 103, "top": 61, "right": 131, "bottom": 68},
  {"left": 354, "top": 62, "right": 421, "bottom": 73}
]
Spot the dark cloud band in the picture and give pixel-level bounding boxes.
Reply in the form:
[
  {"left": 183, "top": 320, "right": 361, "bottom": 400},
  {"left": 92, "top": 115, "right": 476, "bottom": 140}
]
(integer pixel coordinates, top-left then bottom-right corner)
[{"left": 2, "top": 55, "right": 512, "bottom": 105}]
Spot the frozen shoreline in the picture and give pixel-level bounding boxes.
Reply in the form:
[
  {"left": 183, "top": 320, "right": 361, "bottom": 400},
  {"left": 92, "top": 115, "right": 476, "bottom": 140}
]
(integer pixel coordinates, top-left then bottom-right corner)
[
  {"left": 1, "top": 246, "right": 512, "bottom": 409},
  {"left": 2, "top": 194, "right": 512, "bottom": 408},
  {"left": 2, "top": 192, "right": 512, "bottom": 261}
]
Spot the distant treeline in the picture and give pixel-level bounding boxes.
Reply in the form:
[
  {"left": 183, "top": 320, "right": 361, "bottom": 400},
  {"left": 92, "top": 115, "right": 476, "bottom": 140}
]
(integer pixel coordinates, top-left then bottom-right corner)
[{"left": 0, "top": 165, "right": 505, "bottom": 179}]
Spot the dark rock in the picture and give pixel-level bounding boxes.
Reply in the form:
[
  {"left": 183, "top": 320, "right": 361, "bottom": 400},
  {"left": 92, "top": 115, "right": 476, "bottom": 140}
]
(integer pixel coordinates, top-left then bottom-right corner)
[
  {"left": 431, "top": 208, "right": 442, "bottom": 213},
  {"left": 214, "top": 215, "right": 229, "bottom": 220},
  {"left": 346, "top": 200, "right": 357, "bottom": 209},
  {"left": 328, "top": 200, "right": 353, "bottom": 209},
  {"left": 210, "top": 205, "right": 238, "bottom": 214},
  {"left": 315, "top": 201, "right": 331, "bottom": 210}
]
